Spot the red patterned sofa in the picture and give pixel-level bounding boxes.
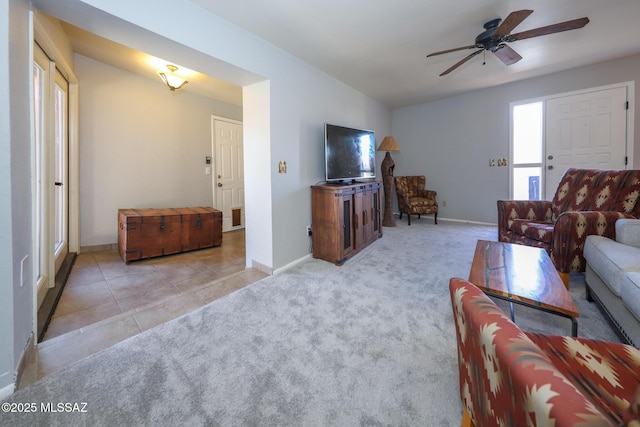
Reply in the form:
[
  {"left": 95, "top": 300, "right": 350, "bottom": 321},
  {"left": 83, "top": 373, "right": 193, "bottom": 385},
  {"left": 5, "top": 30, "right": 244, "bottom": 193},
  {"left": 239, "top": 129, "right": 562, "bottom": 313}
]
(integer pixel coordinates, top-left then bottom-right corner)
[
  {"left": 497, "top": 168, "right": 640, "bottom": 279},
  {"left": 449, "top": 277, "right": 640, "bottom": 427}
]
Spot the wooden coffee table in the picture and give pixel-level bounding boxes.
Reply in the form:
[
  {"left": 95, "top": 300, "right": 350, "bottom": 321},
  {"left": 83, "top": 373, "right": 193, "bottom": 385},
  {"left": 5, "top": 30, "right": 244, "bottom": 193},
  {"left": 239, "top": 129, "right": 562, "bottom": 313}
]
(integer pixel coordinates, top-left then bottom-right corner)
[{"left": 468, "top": 240, "right": 579, "bottom": 336}]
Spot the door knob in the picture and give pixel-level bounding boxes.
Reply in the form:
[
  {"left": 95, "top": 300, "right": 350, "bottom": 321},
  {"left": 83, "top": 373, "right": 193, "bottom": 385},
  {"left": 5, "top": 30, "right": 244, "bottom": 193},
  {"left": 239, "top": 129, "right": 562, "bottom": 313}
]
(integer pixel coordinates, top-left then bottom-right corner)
[
  {"left": 547, "top": 165, "right": 554, "bottom": 170},
  {"left": 217, "top": 183, "right": 223, "bottom": 187}
]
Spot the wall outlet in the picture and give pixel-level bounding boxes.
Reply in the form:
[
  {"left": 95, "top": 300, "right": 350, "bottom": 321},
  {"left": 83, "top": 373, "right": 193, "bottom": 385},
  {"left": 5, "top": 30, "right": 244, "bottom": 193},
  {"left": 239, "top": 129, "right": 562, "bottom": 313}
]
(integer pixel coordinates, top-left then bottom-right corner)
[
  {"left": 442, "top": 200, "right": 447, "bottom": 208},
  {"left": 306, "top": 225, "right": 312, "bottom": 236}
]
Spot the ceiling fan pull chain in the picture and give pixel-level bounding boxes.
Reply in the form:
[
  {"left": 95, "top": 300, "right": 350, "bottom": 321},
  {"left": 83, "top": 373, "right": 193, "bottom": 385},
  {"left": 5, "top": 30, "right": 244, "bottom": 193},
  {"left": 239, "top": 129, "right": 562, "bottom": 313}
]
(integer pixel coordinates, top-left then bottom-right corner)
[{"left": 483, "top": 49, "right": 486, "bottom": 66}]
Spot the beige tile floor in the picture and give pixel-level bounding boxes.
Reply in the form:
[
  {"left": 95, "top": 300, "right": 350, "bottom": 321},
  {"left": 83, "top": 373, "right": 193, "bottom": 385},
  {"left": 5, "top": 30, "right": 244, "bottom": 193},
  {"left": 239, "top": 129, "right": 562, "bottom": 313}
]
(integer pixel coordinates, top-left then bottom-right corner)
[{"left": 18, "top": 229, "right": 268, "bottom": 389}]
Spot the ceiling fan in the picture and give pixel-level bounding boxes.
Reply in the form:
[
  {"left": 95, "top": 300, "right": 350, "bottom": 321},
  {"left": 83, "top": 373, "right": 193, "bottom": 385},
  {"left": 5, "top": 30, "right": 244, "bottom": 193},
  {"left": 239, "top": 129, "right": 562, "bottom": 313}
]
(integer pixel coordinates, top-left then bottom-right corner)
[{"left": 427, "top": 10, "right": 589, "bottom": 76}]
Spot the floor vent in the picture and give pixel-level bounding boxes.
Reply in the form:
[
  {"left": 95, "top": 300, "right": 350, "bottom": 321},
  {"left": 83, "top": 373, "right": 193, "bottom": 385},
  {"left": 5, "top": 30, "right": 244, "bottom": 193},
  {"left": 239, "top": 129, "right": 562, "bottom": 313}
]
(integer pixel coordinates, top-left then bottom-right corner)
[{"left": 232, "top": 208, "right": 242, "bottom": 227}]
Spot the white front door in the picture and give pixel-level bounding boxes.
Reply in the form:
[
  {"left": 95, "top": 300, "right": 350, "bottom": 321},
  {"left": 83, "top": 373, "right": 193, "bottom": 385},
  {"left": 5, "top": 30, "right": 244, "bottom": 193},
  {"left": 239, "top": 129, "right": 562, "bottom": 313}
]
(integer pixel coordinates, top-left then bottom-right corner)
[
  {"left": 544, "top": 86, "right": 629, "bottom": 196},
  {"left": 212, "top": 117, "right": 244, "bottom": 232}
]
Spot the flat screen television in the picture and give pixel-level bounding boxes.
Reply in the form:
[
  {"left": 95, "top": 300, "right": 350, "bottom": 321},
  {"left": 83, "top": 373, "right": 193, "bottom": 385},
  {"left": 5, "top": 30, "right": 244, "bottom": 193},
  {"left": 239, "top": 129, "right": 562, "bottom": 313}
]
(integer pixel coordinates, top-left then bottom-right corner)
[{"left": 324, "top": 123, "right": 376, "bottom": 183}]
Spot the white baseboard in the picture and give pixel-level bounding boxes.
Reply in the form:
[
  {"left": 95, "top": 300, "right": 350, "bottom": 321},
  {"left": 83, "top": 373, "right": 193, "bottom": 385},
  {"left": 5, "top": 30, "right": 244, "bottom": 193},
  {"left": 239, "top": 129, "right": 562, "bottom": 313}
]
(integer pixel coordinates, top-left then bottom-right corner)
[
  {"left": 273, "top": 254, "right": 312, "bottom": 275},
  {"left": 437, "top": 217, "right": 497, "bottom": 227},
  {"left": 251, "top": 259, "right": 273, "bottom": 275},
  {"left": 0, "top": 382, "right": 15, "bottom": 401},
  {"left": 13, "top": 332, "right": 35, "bottom": 393},
  {"left": 252, "top": 253, "right": 313, "bottom": 276},
  {"left": 393, "top": 212, "right": 497, "bottom": 227}
]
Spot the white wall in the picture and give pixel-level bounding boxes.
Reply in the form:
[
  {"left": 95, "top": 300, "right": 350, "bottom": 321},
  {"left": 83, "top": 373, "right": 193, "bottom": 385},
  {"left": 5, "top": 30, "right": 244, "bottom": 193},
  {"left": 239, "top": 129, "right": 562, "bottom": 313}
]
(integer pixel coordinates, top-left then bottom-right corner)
[
  {"left": 243, "top": 81, "right": 272, "bottom": 270},
  {"left": 393, "top": 54, "right": 640, "bottom": 224},
  {"left": 0, "top": 0, "right": 32, "bottom": 396},
  {"left": 0, "top": 0, "right": 15, "bottom": 396},
  {"left": 75, "top": 55, "right": 242, "bottom": 247}
]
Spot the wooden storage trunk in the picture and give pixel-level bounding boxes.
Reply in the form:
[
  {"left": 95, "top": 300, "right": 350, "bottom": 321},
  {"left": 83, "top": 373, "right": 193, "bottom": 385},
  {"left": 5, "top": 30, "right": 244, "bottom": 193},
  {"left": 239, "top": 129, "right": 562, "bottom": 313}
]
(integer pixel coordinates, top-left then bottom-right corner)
[{"left": 118, "top": 207, "right": 222, "bottom": 263}]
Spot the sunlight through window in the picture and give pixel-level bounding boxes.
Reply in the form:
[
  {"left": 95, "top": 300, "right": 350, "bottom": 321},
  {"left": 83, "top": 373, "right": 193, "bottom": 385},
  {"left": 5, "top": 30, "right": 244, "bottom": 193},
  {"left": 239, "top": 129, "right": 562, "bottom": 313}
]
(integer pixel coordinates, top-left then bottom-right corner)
[{"left": 511, "top": 101, "right": 543, "bottom": 200}]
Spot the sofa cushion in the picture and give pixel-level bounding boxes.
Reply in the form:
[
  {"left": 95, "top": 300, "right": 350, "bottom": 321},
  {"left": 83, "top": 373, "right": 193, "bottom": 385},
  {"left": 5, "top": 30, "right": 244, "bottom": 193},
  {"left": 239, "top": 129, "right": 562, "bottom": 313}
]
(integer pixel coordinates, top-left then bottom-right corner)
[
  {"left": 528, "top": 333, "right": 640, "bottom": 426},
  {"left": 617, "top": 219, "right": 640, "bottom": 248},
  {"left": 408, "top": 197, "right": 437, "bottom": 208},
  {"left": 584, "top": 235, "right": 640, "bottom": 296},
  {"left": 551, "top": 169, "right": 640, "bottom": 221},
  {"left": 624, "top": 385, "right": 640, "bottom": 425},
  {"left": 507, "top": 219, "right": 554, "bottom": 243},
  {"left": 621, "top": 272, "right": 640, "bottom": 322}
]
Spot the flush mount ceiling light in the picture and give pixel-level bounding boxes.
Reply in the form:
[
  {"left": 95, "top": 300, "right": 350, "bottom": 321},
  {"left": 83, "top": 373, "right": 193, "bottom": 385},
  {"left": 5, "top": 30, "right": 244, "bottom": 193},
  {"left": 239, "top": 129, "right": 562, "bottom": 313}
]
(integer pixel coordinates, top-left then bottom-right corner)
[{"left": 158, "top": 64, "right": 188, "bottom": 91}]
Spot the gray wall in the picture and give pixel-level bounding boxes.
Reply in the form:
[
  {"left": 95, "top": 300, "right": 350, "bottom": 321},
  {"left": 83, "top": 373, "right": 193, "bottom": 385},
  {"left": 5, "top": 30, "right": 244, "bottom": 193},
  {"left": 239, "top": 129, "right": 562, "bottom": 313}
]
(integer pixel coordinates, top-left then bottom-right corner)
[{"left": 393, "top": 54, "right": 640, "bottom": 224}]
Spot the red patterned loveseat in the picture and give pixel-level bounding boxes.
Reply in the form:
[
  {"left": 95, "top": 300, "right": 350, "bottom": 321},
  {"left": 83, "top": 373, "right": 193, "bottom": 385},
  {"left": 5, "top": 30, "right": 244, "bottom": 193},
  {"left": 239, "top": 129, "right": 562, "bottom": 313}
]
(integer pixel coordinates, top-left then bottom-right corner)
[
  {"left": 497, "top": 168, "right": 640, "bottom": 277},
  {"left": 449, "top": 278, "right": 640, "bottom": 427}
]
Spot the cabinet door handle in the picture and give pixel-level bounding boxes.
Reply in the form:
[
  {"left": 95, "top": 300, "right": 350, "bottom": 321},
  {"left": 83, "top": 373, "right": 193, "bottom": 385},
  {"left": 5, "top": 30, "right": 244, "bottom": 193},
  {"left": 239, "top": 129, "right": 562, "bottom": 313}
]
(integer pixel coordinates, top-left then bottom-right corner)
[{"left": 363, "top": 210, "right": 367, "bottom": 225}]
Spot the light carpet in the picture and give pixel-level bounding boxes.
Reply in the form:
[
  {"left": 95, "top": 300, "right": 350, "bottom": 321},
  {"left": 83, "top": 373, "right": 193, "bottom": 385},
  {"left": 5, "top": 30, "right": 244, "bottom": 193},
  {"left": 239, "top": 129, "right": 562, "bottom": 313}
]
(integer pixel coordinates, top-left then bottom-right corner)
[{"left": 0, "top": 221, "right": 621, "bottom": 426}]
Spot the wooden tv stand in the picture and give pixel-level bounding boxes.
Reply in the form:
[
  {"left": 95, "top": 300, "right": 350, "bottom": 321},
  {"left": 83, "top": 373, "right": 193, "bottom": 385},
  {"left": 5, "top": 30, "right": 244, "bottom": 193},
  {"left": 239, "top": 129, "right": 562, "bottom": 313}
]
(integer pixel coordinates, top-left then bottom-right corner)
[{"left": 311, "top": 181, "right": 382, "bottom": 265}]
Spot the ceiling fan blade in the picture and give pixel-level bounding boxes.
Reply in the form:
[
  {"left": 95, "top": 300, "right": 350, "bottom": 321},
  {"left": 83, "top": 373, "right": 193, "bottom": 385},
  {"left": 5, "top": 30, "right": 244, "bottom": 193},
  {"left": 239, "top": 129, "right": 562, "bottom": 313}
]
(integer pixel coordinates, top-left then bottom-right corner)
[
  {"left": 427, "top": 44, "right": 478, "bottom": 57},
  {"left": 492, "top": 44, "right": 522, "bottom": 66},
  {"left": 509, "top": 17, "right": 589, "bottom": 41},
  {"left": 493, "top": 9, "right": 533, "bottom": 37},
  {"left": 439, "top": 49, "right": 483, "bottom": 76}
]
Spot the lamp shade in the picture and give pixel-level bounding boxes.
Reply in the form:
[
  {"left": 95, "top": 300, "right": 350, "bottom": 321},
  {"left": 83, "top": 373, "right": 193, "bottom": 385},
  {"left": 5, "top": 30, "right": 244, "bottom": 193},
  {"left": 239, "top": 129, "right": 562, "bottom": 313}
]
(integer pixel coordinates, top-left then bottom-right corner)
[{"left": 377, "top": 136, "right": 400, "bottom": 152}]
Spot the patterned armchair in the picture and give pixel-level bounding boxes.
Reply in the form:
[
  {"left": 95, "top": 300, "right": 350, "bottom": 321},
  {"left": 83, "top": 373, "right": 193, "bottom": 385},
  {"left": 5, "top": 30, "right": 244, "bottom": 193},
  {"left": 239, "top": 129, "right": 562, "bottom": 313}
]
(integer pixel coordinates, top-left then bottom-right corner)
[
  {"left": 498, "top": 168, "right": 640, "bottom": 276},
  {"left": 394, "top": 175, "right": 438, "bottom": 225},
  {"left": 449, "top": 278, "right": 640, "bottom": 427}
]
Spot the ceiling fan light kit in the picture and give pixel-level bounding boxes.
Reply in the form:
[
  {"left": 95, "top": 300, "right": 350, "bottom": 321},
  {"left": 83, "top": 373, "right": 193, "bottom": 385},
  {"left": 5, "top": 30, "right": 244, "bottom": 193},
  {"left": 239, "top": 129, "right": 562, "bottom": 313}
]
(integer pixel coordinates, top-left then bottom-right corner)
[{"left": 427, "top": 9, "right": 589, "bottom": 76}]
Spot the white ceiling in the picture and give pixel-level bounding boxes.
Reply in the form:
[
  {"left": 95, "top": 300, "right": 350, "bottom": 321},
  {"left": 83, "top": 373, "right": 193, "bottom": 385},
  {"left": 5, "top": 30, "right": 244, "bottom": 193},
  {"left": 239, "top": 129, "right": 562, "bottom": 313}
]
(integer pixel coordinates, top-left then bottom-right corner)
[{"left": 62, "top": 0, "right": 640, "bottom": 109}]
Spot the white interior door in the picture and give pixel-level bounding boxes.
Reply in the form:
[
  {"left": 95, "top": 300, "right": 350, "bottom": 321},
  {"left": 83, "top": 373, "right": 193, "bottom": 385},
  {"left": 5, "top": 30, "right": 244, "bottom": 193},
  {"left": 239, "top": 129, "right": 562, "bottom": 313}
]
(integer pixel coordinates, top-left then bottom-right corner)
[
  {"left": 53, "top": 69, "right": 69, "bottom": 272},
  {"left": 212, "top": 117, "right": 244, "bottom": 232},
  {"left": 544, "top": 86, "right": 629, "bottom": 196},
  {"left": 33, "top": 43, "right": 70, "bottom": 309},
  {"left": 33, "top": 43, "right": 50, "bottom": 308}
]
